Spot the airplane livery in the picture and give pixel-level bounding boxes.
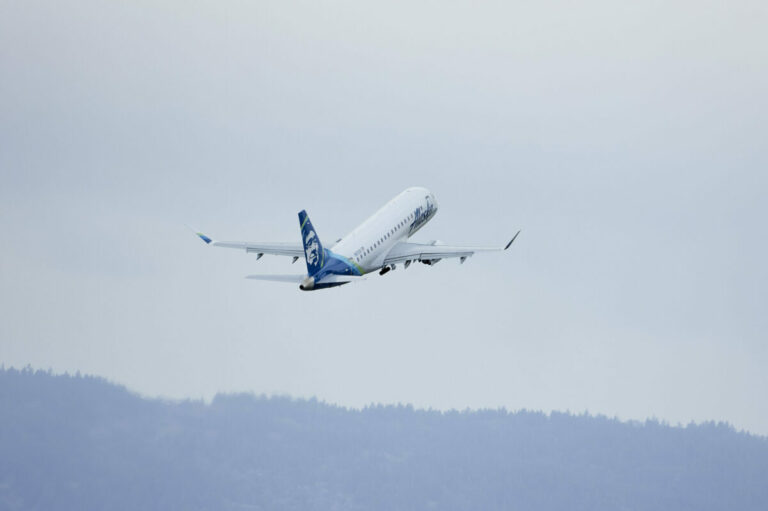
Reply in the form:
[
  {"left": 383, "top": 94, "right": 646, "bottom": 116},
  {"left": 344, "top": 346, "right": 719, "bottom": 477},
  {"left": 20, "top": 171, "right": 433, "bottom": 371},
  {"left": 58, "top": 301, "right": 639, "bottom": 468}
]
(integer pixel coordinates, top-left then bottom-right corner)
[{"left": 195, "top": 187, "right": 520, "bottom": 290}]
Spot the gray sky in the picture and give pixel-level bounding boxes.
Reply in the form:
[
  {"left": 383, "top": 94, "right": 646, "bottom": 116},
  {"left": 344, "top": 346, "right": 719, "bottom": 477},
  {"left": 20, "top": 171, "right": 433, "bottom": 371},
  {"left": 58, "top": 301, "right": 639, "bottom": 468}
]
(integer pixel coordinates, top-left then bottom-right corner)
[{"left": 1, "top": 1, "right": 767, "bottom": 434}]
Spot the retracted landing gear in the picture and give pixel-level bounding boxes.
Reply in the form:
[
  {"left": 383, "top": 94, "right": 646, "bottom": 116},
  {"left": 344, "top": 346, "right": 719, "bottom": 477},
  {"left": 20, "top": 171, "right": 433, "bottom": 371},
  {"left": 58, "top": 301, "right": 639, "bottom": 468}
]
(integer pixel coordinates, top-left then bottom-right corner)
[{"left": 379, "top": 264, "right": 396, "bottom": 276}]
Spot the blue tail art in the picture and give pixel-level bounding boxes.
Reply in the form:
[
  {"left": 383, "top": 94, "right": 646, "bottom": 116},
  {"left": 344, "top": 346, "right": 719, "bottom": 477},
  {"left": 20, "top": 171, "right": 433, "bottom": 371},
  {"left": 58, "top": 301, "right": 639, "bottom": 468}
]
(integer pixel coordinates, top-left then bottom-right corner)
[{"left": 298, "top": 210, "right": 326, "bottom": 276}]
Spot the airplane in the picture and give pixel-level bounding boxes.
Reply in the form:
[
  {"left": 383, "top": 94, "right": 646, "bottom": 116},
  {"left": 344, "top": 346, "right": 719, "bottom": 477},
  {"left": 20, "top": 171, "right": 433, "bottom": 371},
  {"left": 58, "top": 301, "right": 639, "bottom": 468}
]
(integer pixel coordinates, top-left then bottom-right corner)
[{"left": 194, "top": 187, "right": 520, "bottom": 291}]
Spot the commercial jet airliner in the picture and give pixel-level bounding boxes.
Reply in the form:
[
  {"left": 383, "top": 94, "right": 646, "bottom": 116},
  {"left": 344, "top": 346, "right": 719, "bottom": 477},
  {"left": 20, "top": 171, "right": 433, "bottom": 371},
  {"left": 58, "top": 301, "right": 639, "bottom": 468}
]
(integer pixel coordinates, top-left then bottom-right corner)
[{"left": 194, "top": 187, "right": 520, "bottom": 290}]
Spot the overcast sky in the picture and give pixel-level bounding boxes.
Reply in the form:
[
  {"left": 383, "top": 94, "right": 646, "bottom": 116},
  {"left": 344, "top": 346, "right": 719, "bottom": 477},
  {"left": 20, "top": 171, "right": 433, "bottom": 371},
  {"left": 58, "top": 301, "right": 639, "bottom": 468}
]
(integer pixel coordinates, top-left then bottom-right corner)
[{"left": 1, "top": 1, "right": 766, "bottom": 434}]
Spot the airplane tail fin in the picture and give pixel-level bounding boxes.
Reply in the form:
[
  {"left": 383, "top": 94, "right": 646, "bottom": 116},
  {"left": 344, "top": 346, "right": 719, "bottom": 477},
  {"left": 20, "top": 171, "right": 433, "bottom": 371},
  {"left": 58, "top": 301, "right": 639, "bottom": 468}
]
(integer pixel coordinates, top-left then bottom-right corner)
[{"left": 298, "top": 210, "right": 326, "bottom": 276}]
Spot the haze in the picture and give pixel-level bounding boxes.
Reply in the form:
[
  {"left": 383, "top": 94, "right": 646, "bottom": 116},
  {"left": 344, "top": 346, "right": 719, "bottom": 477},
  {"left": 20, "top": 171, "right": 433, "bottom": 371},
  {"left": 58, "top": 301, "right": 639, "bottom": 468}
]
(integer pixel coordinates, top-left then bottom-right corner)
[{"left": 1, "top": 1, "right": 766, "bottom": 434}]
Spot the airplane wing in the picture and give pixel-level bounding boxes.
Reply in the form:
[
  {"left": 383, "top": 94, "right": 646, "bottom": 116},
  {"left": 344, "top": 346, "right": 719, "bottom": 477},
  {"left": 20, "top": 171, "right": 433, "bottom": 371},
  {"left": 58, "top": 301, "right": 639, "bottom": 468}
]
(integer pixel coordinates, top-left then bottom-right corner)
[
  {"left": 383, "top": 230, "right": 520, "bottom": 266},
  {"left": 194, "top": 231, "right": 304, "bottom": 258}
]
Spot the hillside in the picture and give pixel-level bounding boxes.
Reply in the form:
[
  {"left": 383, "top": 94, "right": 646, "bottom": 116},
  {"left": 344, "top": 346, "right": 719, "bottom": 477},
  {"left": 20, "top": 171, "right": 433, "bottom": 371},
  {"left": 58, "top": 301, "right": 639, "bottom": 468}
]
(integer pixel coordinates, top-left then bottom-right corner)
[{"left": 1, "top": 367, "right": 766, "bottom": 510}]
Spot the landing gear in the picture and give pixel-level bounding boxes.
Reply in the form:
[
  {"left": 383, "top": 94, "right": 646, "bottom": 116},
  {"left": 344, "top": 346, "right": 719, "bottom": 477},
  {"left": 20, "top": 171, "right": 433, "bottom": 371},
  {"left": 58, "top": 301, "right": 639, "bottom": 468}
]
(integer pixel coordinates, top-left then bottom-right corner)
[{"left": 379, "top": 264, "right": 396, "bottom": 276}]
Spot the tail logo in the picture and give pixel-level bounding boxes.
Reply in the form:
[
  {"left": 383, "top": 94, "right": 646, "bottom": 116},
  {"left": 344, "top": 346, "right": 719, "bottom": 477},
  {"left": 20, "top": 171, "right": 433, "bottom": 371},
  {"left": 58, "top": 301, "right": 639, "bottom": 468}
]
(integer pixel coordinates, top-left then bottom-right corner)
[{"left": 304, "top": 230, "right": 320, "bottom": 266}]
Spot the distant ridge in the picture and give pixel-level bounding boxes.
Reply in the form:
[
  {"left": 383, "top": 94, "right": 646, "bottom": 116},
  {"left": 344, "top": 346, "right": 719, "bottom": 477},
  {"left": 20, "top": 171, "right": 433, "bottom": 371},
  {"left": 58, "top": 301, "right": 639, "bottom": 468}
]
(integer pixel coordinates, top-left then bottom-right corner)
[{"left": 1, "top": 367, "right": 766, "bottom": 510}]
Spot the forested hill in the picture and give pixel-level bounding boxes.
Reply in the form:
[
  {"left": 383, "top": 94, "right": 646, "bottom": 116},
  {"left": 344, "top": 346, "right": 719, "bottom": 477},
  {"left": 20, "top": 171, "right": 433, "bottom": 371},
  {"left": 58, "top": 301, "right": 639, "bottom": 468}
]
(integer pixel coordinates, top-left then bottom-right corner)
[{"left": 1, "top": 368, "right": 766, "bottom": 510}]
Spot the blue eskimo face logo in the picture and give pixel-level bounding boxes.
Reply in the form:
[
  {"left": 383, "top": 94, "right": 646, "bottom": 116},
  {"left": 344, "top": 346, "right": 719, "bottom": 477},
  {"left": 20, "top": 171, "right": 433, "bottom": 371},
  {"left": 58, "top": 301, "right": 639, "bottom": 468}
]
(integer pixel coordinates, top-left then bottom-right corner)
[{"left": 304, "top": 230, "right": 320, "bottom": 266}]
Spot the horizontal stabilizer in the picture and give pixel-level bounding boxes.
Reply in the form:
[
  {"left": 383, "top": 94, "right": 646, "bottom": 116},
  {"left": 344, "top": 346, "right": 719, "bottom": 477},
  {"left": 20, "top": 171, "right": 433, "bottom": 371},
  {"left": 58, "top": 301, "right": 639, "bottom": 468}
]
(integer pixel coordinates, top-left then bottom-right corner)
[
  {"left": 319, "top": 274, "right": 367, "bottom": 284},
  {"left": 245, "top": 274, "right": 305, "bottom": 283}
]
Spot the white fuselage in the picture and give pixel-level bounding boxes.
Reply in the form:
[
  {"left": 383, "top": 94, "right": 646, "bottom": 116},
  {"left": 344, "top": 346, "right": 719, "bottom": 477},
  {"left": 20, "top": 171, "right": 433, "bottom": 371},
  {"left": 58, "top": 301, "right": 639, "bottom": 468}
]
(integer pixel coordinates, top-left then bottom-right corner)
[{"left": 331, "top": 187, "right": 438, "bottom": 273}]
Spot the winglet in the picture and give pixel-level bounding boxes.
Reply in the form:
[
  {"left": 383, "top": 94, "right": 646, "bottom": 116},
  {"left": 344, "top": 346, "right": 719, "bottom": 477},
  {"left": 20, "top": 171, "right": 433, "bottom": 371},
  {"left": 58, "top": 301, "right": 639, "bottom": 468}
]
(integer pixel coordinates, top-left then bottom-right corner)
[
  {"left": 504, "top": 230, "right": 521, "bottom": 250},
  {"left": 186, "top": 224, "right": 213, "bottom": 244}
]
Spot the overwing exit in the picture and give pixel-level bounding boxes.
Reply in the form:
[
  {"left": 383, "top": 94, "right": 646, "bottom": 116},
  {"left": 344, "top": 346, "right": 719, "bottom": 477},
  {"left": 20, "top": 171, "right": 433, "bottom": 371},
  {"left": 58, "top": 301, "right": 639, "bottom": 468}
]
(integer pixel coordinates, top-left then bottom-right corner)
[{"left": 194, "top": 187, "right": 520, "bottom": 291}]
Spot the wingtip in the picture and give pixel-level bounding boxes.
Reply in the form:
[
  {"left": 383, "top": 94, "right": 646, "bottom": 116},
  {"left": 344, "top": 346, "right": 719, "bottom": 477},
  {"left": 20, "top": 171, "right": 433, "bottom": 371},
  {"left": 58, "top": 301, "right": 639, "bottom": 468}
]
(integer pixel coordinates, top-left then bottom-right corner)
[
  {"left": 185, "top": 224, "right": 213, "bottom": 244},
  {"left": 504, "top": 230, "right": 521, "bottom": 250}
]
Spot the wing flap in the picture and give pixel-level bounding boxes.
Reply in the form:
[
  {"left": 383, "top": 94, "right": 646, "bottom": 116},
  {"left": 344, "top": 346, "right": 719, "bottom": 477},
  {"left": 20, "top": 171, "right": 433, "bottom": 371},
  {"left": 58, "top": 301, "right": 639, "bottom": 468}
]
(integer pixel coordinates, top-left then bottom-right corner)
[{"left": 384, "top": 247, "right": 475, "bottom": 264}]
